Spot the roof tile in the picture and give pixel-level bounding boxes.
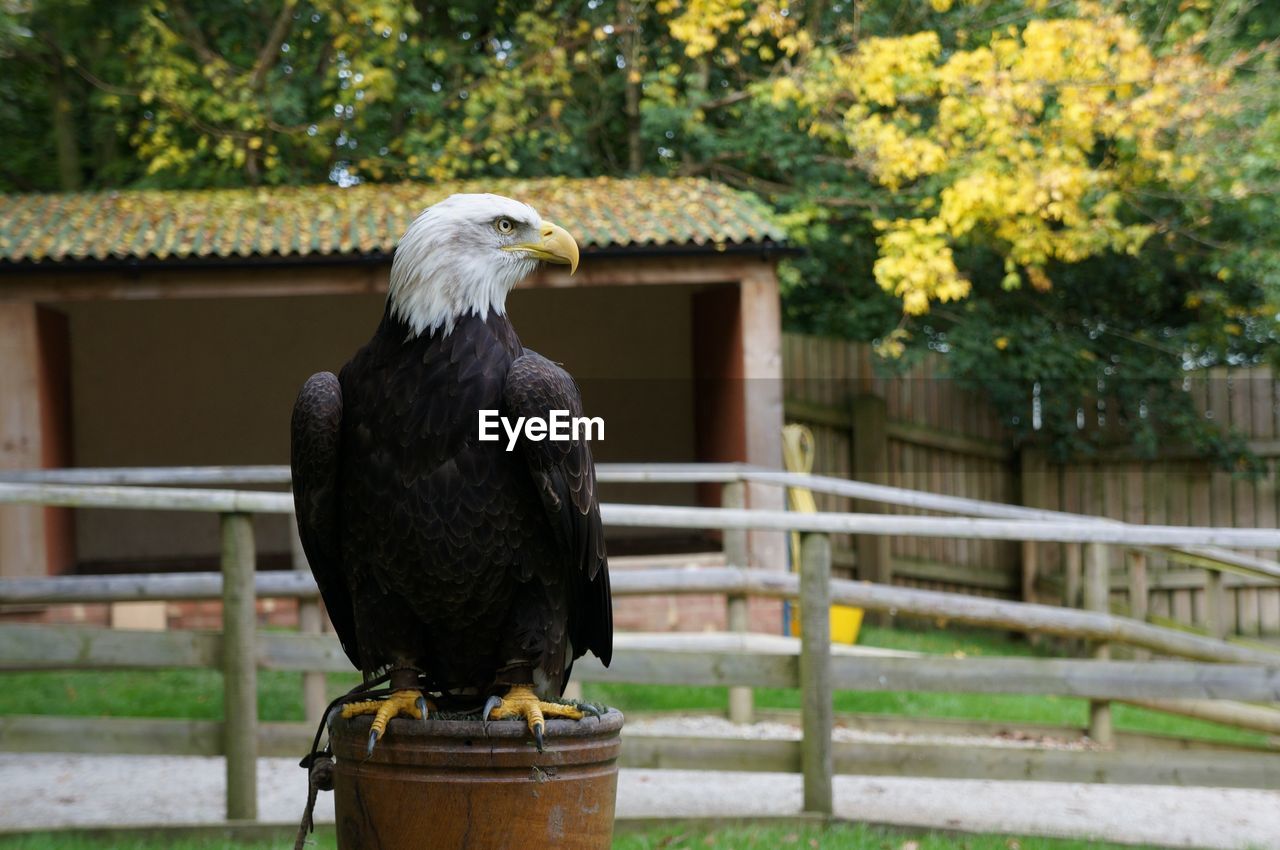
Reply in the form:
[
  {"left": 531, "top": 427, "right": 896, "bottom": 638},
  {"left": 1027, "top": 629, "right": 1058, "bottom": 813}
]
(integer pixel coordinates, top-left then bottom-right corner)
[{"left": 0, "top": 177, "right": 784, "bottom": 266}]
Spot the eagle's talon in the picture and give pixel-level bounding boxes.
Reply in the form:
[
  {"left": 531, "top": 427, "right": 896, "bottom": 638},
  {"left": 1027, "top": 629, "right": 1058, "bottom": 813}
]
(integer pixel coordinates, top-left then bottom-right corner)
[
  {"left": 324, "top": 705, "right": 343, "bottom": 733},
  {"left": 340, "top": 688, "right": 431, "bottom": 754},
  {"left": 579, "top": 702, "right": 603, "bottom": 719},
  {"left": 482, "top": 694, "right": 503, "bottom": 733},
  {"left": 365, "top": 729, "right": 379, "bottom": 757},
  {"left": 486, "top": 684, "right": 586, "bottom": 750}
]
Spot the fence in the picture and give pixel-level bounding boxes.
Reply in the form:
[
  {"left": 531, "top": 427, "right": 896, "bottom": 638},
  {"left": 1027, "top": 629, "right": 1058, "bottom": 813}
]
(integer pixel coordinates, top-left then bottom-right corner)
[
  {"left": 783, "top": 333, "right": 1280, "bottom": 637},
  {"left": 1, "top": 465, "right": 1280, "bottom": 824}
]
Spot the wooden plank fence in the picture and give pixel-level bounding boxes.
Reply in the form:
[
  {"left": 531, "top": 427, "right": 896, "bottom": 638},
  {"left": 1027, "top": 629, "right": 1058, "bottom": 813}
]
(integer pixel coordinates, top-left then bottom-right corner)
[
  {"left": 2, "top": 469, "right": 1280, "bottom": 821},
  {"left": 783, "top": 334, "right": 1280, "bottom": 637}
]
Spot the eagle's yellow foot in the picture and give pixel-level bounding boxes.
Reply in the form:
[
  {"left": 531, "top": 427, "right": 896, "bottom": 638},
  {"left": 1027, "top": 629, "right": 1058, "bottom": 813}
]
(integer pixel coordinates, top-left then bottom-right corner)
[
  {"left": 484, "top": 684, "right": 589, "bottom": 752},
  {"left": 340, "top": 689, "right": 432, "bottom": 755}
]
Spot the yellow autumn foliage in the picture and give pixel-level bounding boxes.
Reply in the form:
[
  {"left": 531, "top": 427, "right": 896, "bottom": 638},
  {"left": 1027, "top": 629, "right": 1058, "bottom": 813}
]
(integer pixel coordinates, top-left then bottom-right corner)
[
  {"left": 663, "top": 0, "right": 808, "bottom": 59},
  {"left": 850, "top": 14, "right": 1221, "bottom": 314},
  {"left": 669, "top": 1, "right": 1232, "bottom": 318}
]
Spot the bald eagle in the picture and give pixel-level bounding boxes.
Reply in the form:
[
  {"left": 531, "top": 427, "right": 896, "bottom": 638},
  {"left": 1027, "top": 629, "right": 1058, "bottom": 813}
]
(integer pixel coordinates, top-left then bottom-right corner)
[{"left": 290, "top": 194, "right": 612, "bottom": 752}]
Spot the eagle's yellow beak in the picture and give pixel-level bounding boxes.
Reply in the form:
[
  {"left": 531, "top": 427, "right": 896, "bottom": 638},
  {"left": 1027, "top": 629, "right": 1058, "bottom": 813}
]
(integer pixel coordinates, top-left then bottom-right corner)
[{"left": 507, "top": 221, "right": 579, "bottom": 274}]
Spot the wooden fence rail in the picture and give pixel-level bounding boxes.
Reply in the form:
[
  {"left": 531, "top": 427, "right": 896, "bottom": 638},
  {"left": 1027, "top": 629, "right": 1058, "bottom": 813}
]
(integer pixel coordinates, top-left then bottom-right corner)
[
  {"left": 5, "top": 562, "right": 1280, "bottom": 804},
  {"left": 5, "top": 463, "right": 1278, "bottom": 622},
  {"left": 10, "top": 621, "right": 1275, "bottom": 700},
  {"left": 0, "top": 463, "right": 749, "bottom": 487},
  {"left": 0, "top": 463, "right": 761, "bottom": 489},
  {"left": 6, "top": 566, "right": 1277, "bottom": 666},
  {"left": 0, "top": 571, "right": 321, "bottom": 604},
  {"left": 5, "top": 464, "right": 1279, "bottom": 581},
  {"left": 735, "top": 469, "right": 1280, "bottom": 585},
  {"left": 3, "top": 470, "right": 1280, "bottom": 819},
  {"left": 0, "top": 466, "right": 294, "bottom": 486},
  {"left": 5, "top": 713, "right": 1277, "bottom": 789},
  {"left": 0, "top": 482, "right": 291, "bottom": 513},
  {"left": 602, "top": 504, "right": 1280, "bottom": 548},
  {"left": 10, "top": 482, "right": 1280, "bottom": 549}
]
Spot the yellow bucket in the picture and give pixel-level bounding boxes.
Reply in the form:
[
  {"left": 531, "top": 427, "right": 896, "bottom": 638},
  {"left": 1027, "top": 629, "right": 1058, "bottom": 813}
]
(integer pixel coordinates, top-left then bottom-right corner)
[{"left": 783, "top": 424, "right": 863, "bottom": 644}]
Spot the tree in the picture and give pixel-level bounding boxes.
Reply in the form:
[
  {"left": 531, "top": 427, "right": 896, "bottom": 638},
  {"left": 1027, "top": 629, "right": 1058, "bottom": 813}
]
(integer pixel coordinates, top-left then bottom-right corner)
[
  {"left": 649, "top": 0, "right": 1278, "bottom": 462},
  {"left": 3, "top": 0, "right": 1276, "bottom": 462},
  {"left": 0, "top": 0, "right": 142, "bottom": 190}
]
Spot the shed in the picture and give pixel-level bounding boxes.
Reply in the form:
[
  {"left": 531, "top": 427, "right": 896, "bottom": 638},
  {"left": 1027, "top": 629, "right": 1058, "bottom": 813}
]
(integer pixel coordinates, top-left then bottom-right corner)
[{"left": 0, "top": 177, "right": 787, "bottom": 579}]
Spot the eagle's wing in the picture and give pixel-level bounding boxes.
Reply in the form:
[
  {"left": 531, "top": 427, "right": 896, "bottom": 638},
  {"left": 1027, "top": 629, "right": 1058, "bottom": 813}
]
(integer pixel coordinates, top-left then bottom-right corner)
[
  {"left": 502, "top": 352, "right": 613, "bottom": 667},
  {"left": 290, "top": 372, "right": 360, "bottom": 668}
]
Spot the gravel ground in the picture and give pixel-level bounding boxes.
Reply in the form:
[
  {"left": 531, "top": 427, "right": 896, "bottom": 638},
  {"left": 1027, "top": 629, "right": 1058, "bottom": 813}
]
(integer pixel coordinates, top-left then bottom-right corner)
[
  {"left": 625, "top": 716, "right": 1098, "bottom": 750},
  {"left": 1, "top": 753, "right": 1277, "bottom": 849}
]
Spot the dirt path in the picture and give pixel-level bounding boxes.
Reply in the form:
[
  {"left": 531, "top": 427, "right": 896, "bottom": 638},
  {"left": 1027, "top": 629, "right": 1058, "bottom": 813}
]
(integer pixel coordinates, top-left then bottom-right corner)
[{"left": 0, "top": 754, "right": 1277, "bottom": 848}]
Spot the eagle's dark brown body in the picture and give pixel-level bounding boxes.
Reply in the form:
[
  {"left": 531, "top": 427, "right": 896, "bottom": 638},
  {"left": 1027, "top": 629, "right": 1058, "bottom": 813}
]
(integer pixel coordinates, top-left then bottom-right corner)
[{"left": 290, "top": 308, "right": 612, "bottom": 701}]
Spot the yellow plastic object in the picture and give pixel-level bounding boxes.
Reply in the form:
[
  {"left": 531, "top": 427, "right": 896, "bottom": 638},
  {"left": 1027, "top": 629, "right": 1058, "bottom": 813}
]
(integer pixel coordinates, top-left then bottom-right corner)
[{"left": 782, "top": 424, "right": 863, "bottom": 644}]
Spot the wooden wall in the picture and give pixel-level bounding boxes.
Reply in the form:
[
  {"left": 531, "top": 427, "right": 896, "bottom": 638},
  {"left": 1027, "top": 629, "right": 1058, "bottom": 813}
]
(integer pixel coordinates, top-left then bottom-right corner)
[
  {"left": 782, "top": 334, "right": 1018, "bottom": 598},
  {"left": 782, "top": 335, "right": 1280, "bottom": 636},
  {"left": 1027, "top": 366, "right": 1280, "bottom": 637},
  {"left": 0, "top": 303, "right": 74, "bottom": 579}
]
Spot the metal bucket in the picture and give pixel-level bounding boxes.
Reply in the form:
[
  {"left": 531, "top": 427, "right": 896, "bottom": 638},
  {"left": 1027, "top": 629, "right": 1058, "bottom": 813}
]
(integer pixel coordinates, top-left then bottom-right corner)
[{"left": 331, "top": 708, "right": 623, "bottom": 849}]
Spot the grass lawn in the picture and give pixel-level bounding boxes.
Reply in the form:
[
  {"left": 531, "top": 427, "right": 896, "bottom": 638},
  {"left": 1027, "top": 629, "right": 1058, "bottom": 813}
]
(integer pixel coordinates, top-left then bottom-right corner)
[
  {"left": 0, "top": 624, "right": 1265, "bottom": 746},
  {"left": 615, "top": 822, "right": 1175, "bottom": 850},
  {"left": 583, "top": 625, "right": 1268, "bottom": 746},
  {"left": 0, "top": 668, "right": 361, "bottom": 724},
  {"left": 0, "top": 823, "right": 1178, "bottom": 850}
]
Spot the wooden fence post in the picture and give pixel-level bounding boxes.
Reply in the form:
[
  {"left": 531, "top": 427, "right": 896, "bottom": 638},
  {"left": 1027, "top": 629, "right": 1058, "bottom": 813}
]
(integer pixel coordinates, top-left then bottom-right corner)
[
  {"left": 852, "top": 394, "right": 893, "bottom": 625},
  {"left": 221, "top": 512, "right": 258, "bottom": 821},
  {"left": 1063, "top": 543, "right": 1082, "bottom": 609},
  {"left": 1126, "top": 549, "right": 1149, "bottom": 661},
  {"left": 722, "top": 480, "right": 753, "bottom": 724},
  {"left": 1019, "top": 447, "right": 1048, "bottom": 605},
  {"left": 290, "top": 526, "right": 327, "bottom": 726},
  {"left": 1205, "top": 570, "right": 1228, "bottom": 641},
  {"left": 799, "top": 533, "right": 833, "bottom": 815},
  {"left": 1083, "top": 542, "right": 1113, "bottom": 747}
]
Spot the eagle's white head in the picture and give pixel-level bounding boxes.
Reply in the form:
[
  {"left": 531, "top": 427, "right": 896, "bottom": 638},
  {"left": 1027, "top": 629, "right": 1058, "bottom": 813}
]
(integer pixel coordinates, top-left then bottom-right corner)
[{"left": 387, "top": 193, "right": 580, "bottom": 337}]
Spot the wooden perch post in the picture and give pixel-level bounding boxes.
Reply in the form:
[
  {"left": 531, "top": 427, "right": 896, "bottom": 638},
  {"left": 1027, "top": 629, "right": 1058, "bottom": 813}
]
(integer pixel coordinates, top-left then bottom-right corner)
[{"left": 329, "top": 710, "right": 624, "bottom": 849}]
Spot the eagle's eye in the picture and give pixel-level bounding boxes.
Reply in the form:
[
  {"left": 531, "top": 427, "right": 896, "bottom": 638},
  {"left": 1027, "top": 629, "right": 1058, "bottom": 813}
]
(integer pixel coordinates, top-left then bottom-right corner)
[{"left": 495, "top": 217, "right": 515, "bottom": 234}]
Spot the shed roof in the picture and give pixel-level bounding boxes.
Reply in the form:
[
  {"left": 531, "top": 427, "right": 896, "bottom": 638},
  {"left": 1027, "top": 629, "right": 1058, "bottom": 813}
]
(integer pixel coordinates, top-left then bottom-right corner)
[{"left": 0, "top": 177, "right": 785, "bottom": 267}]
